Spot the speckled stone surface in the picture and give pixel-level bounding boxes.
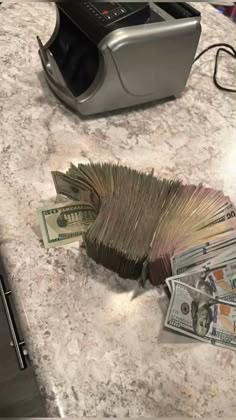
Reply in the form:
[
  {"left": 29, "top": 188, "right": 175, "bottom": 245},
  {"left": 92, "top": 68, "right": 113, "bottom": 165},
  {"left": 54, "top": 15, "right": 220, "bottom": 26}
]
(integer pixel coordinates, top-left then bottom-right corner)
[{"left": 0, "top": 2, "right": 236, "bottom": 417}]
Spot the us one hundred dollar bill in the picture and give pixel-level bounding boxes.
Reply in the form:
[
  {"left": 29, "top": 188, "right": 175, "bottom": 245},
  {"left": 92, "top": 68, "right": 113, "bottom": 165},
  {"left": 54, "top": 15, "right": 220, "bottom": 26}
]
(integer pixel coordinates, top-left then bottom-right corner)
[
  {"left": 38, "top": 201, "right": 97, "bottom": 248},
  {"left": 172, "top": 231, "right": 236, "bottom": 276},
  {"left": 206, "top": 202, "right": 236, "bottom": 228},
  {"left": 166, "top": 260, "right": 236, "bottom": 303},
  {"left": 165, "top": 281, "right": 236, "bottom": 351}
]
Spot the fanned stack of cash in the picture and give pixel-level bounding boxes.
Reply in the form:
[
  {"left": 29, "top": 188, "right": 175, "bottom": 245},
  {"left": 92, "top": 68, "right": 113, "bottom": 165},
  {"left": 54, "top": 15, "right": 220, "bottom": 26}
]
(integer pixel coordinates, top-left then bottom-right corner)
[
  {"left": 165, "top": 232, "right": 236, "bottom": 351},
  {"left": 38, "top": 162, "right": 236, "bottom": 288}
]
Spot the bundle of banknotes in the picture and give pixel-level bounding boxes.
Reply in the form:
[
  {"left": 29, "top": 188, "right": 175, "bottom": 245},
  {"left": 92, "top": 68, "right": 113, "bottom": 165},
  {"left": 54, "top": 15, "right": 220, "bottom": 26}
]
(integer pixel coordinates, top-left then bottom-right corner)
[
  {"left": 38, "top": 163, "right": 236, "bottom": 292},
  {"left": 165, "top": 232, "right": 236, "bottom": 350}
]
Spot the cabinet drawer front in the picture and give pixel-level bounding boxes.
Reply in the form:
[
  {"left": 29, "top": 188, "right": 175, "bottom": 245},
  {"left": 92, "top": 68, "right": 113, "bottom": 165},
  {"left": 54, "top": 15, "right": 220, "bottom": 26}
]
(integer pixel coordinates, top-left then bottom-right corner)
[{"left": 0, "top": 271, "right": 45, "bottom": 417}]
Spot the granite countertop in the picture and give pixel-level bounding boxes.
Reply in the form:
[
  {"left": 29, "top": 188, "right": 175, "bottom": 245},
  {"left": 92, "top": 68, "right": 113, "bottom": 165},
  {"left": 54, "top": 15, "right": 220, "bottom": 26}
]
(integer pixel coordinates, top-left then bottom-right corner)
[{"left": 1, "top": 2, "right": 236, "bottom": 417}]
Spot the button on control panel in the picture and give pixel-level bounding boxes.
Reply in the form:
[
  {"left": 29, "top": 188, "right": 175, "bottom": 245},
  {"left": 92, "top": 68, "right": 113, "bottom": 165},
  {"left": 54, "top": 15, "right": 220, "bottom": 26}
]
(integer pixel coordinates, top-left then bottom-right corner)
[{"left": 82, "top": 2, "right": 128, "bottom": 25}]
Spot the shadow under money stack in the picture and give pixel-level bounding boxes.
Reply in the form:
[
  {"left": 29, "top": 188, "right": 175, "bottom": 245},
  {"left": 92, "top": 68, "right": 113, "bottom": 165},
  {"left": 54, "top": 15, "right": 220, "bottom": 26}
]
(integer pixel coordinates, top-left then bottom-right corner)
[{"left": 46, "top": 163, "right": 236, "bottom": 286}]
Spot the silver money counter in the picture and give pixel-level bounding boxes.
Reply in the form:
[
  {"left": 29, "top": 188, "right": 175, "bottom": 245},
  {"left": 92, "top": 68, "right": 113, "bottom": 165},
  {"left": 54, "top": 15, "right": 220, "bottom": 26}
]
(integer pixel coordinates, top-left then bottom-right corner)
[{"left": 38, "top": 2, "right": 201, "bottom": 116}]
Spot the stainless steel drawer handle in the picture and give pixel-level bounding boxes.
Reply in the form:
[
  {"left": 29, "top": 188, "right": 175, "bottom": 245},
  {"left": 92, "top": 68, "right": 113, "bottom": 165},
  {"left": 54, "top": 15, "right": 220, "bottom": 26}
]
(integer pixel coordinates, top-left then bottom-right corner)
[{"left": 0, "top": 275, "right": 27, "bottom": 370}]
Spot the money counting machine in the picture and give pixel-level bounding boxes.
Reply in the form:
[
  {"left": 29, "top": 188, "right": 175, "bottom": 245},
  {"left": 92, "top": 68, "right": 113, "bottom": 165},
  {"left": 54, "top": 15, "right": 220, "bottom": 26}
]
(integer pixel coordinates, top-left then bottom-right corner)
[{"left": 38, "top": 2, "right": 201, "bottom": 115}]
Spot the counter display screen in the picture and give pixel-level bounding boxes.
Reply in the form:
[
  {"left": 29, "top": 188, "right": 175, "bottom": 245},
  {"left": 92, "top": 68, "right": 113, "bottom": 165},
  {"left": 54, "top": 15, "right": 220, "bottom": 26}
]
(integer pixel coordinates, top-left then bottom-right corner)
[{"left": 93, "top": 3, "right": 125, "bottom": 16}]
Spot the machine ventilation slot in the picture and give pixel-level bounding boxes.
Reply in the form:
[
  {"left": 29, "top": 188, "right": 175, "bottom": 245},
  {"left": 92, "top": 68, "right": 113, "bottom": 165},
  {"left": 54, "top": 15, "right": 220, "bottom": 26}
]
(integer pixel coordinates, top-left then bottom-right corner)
[{"left": 155, "top": 3, "right": 200, "bottom": 19}]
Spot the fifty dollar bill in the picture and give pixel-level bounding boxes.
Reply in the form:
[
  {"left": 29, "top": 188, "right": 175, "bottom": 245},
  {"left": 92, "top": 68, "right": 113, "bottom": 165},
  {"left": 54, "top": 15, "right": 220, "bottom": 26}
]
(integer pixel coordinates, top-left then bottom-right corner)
[{"left": 38, "top": 201, "right": 97, "bottom": 248}]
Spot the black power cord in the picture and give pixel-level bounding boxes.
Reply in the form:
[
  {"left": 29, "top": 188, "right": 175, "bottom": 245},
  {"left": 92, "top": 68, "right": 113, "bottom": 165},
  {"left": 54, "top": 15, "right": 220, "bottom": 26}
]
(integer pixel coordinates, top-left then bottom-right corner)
[{"left": 194, "top": 43, "right": 236, "bottom": 93}]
